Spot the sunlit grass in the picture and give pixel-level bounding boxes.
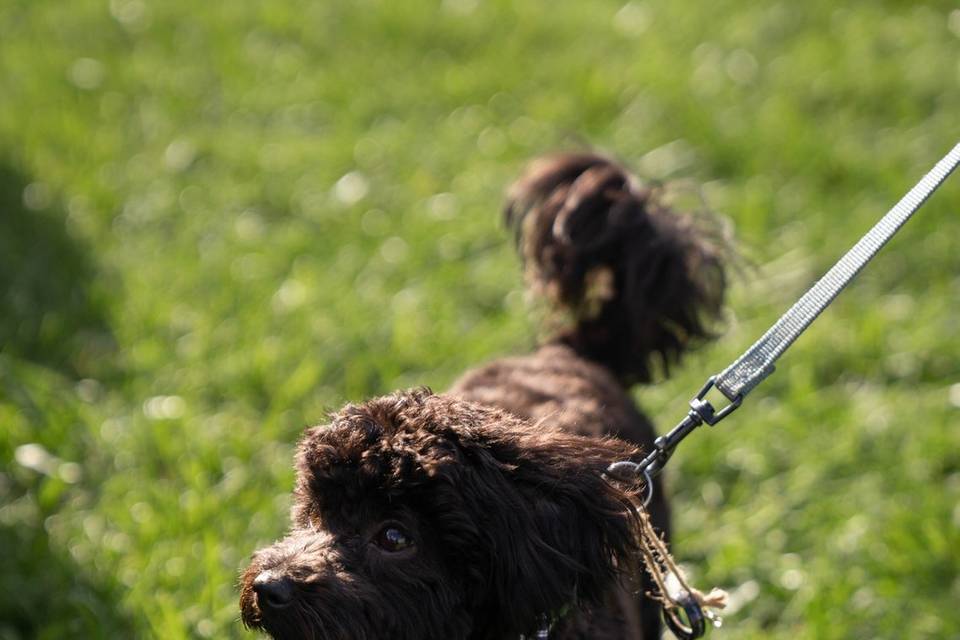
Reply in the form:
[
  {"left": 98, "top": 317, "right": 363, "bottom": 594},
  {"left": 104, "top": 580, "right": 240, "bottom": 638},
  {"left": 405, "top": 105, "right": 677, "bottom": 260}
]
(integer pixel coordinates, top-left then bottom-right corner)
[{"left": 1, "top": 1, "right": 959, "bottom": 638}]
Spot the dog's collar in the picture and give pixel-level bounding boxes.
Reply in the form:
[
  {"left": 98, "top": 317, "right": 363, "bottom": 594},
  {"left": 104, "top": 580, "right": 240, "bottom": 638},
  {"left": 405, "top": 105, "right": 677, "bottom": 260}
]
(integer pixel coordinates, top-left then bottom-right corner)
[
  {"left": 521, "top": 604, "right": 572, "bottom": 640},
  {"left": 519, "top": 617, "right": 550, "bottom": 640}
]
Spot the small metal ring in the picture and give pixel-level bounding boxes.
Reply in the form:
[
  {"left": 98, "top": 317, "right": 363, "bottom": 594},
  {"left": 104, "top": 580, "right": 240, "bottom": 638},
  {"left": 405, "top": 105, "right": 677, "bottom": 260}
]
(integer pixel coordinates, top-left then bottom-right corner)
[
  {"left": 641, "top": 468, "right": 654, "bottom": 507},
  {"left": 604, "top": 462, "right": 655, "bottom": 507},
  {"left": 662, "top": 591, "right": 707, "bottom": 640}
]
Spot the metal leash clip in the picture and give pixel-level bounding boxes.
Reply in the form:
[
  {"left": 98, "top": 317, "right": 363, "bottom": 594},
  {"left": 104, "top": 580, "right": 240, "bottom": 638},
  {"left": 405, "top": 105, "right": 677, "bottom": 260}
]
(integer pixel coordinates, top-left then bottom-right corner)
[
  {"left": 604, "top": 143, "right": 960, "bottom": 640},
  {"left": 605, "top": 377, "right": 741, "bottom": 639},
  {"left": 607, "top": 376, "right": 742, "bottom": 492}
]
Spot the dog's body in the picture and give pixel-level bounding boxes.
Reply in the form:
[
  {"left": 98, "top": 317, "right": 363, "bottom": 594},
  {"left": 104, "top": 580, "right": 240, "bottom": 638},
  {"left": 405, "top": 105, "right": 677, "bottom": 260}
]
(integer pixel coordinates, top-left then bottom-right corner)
[
  {"left": 449, "top": 342, "right": 669, "bottom": 639},
  {"left": 240, "top": 153, "right": 727, "bottom": 640}
]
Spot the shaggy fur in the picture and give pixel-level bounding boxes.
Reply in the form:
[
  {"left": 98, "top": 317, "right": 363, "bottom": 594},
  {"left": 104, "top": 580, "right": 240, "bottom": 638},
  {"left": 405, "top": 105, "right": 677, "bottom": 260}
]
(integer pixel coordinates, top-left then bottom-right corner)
[{"left": 240, "top": 152, "right": 728, "bottom": 640}]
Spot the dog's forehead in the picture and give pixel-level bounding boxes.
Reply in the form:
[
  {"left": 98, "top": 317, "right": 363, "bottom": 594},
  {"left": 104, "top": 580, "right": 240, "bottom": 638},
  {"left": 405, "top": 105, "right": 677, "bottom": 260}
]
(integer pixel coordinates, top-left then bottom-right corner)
[
  {"left": 294, "top": 393, "right": 476, "bottom": 509},
  {"left": 306, "top": 392, "right": 479, "bottom": 452},
  {"left": 308, "top": 403, "right": 436, "bottom": 453}
]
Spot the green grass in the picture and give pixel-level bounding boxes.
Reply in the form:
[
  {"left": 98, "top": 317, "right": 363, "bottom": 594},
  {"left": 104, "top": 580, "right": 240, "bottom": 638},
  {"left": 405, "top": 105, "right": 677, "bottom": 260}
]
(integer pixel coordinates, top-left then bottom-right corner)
[{"left": 1, "top": 0, "right": 959, "bottom": 638}]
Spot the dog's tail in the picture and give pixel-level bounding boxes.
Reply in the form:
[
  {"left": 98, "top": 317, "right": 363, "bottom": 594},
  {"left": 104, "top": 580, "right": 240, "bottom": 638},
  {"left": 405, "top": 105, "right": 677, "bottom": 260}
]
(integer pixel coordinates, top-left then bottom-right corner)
[{"left": 505, "top": 152, "right": 729, "bottom": 384}]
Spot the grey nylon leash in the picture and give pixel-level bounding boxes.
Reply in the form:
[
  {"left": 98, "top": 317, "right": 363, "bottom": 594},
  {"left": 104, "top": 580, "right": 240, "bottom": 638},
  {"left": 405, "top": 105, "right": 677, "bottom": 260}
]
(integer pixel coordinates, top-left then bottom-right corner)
[
  {"left": 714, "top": 142, "right": 960, "bottom": 402},
  {"left": 606, "top": 142, "right": 960, "bottom": 640},
  {"left": 609, "top": 141, "right": 960, "bottom": 480}
]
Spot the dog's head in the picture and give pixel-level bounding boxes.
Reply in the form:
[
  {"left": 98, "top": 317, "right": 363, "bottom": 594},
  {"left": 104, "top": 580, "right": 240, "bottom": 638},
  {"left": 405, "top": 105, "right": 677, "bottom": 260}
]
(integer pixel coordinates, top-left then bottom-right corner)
[{"left": 240, "top": 388, "right": 645, "bottom": 640}]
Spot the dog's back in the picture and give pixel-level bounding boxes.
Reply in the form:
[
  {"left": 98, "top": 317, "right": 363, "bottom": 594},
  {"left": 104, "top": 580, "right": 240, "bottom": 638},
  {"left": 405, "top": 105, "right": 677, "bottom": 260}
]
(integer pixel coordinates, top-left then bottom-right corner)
[
  {"left": 450, "top": 342, "right": 666, "bottom": 518},
  {"left": 450, "top": 152, "right": 729, "bottom": 639}
]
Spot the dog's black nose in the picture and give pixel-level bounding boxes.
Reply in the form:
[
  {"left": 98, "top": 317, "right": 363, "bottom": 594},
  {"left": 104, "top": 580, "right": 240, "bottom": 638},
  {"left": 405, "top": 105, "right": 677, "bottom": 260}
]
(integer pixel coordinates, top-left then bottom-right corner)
[{"left": 253, "top": 572, "right": 295, "bottom": 610}]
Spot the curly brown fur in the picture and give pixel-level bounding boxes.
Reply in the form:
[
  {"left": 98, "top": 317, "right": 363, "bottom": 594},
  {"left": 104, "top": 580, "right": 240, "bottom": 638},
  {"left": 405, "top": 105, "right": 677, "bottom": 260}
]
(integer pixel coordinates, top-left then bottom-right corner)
[
  {"left": 241, "top": 390, "right": 648, "bottom": 640},
  {"left": 240, "top": 152, "right": 729, "bottom": 640}
]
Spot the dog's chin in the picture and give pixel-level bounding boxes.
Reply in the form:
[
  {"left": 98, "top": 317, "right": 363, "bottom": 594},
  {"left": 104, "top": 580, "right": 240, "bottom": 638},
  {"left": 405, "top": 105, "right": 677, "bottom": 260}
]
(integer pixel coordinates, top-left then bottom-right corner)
[
  {"left": 238, "top": 588, "right": 264, "bottom": 632},
  {"left": 239, "top": 603, "right": 302, "bottom": 640}
]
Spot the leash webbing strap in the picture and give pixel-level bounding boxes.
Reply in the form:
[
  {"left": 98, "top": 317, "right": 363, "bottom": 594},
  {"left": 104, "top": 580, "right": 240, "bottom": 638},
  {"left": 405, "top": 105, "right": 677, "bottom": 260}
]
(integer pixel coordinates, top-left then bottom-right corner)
[
  {"left": 610, "top": 142, "right": 960, "bottom": 482},
  {"left": 714, "top": 142, "right": 960, "bottom": 402},
  {"left": 607, "top": 142, "right": 960, "bottom": 640}
]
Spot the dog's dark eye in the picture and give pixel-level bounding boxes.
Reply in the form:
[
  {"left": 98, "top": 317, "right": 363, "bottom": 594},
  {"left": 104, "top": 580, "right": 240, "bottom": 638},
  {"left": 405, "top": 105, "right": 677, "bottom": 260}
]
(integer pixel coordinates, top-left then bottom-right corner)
[{"left": 374, "top": 525, "right": 414, "bottom": 552}]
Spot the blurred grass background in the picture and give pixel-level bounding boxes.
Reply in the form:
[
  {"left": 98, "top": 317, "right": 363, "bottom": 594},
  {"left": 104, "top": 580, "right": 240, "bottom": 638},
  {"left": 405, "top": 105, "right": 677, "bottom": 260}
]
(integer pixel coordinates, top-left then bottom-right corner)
[{"left": 1, "top": 0, "right": 959, "bottom": 638}]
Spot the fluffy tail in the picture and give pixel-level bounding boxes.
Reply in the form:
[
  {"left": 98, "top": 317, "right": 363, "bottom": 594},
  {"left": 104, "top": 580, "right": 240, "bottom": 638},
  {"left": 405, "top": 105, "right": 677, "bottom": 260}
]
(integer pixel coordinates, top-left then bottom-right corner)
[{"left": 505, "top": 152, "right": 729, "bottom": 384}]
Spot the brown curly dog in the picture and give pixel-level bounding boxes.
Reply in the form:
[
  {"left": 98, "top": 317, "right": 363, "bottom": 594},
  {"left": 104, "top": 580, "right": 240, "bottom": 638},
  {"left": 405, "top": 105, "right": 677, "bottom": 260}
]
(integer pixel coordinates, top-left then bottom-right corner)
[{"left": 239, "top": 153, "right": 728, "bottom": 639}]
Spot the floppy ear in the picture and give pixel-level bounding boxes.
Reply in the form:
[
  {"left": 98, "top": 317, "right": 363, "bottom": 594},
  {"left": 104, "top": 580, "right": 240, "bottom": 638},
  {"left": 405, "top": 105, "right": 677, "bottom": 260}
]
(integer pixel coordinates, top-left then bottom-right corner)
[
  {"left": 401, "top": 394, "right": 646, "bottom": 636},
  {"left": 478, "top": 425, "right": 645, "bottom": 629}
]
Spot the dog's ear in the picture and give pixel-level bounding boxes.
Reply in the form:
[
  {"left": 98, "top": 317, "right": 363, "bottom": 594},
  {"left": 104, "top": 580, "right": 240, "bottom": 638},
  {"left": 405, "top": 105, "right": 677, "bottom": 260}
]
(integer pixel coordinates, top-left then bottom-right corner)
[{"left": 403, "top": 394, "right": 646, "bottom": 635}]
